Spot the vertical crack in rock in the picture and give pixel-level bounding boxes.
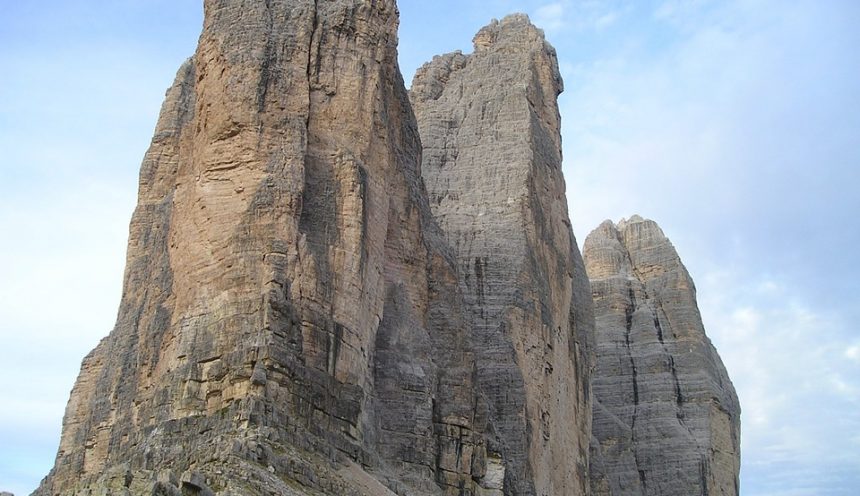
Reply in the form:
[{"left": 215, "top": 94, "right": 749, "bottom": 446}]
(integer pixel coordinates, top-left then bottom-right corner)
[
  {"left": 701, "top": 455, "right": 711, "bottom": 496},
  {"left": 256, "top": 0, "right": 274, "bottom": 115},
  {"left": 625, "top": 285, "right": 640, "bottom": 410},
  {"left": 585, "top": 216, "right": 741, "bottom": 496},
  {"left": 625, "top": 282, "right": 646, "bottom": 492},
  {"left": 411, "top": 14, "right": 595, "bottom": 496}
]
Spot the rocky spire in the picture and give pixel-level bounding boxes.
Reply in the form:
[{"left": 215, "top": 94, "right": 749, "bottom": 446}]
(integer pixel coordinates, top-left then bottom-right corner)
[
  {"left": 584, "top": 216, "right": 741, "bottom": 496},
  {"left": 35, "top": 1, "right": 486, "bottom": 494},
  {"left": 411, "top": 14, "right": 595, "bottom": 495},
  {"left": 34, "top": 1, "right": 743, "bottom": 494}
]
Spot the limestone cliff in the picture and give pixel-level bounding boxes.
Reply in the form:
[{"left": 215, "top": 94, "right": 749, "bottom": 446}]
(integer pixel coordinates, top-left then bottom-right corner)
[
  {"left": 35, "top": 1, "right": 489, "bottom": 494},
  {"left": 584, "top": 216, "right": 740, "bottom": 496},
  {"left": 34, "top": 1, "right": 741, "bottom": 494},
  {"left": 411, "top": 15, "right": 595, "bottom": 496}
]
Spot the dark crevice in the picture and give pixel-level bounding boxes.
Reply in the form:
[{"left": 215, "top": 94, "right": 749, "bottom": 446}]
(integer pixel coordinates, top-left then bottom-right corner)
[
  {"left": 655, "top": 299, "right": 677, "bottom": 340},
  {"left": 700, "top": 456, "right": 710, "bottom": 496},
  {"left": 357, "top": 165, "right": 369, "bottom": 275},
  {"left": 306, "top": 0, "right": 321, "bottom": 86},
  {"left": 653, "top": 313, "right": 664, "bottom": 344},
  {"left": 257, "top": 0, "right": 275, "bottom": 115},
  {"left": 474, "top": 256, "right": 485, "bottom": 305},
  {"left": 639, "top": 285, "right": 691, "bottom": 429},
  {"left": 305, "top": 0, "right": 320, "bottom": 129},
  {"left": 669, "top": 355, "right": 684, "bottom": 413},
  {"left": 327, "top": 322, "right": 344, "bottom": 376},
  {"left": 652, "top": 302, "right": 685, "bottom": 414},
  {"left": 624, "top": 281, "right": 647, "bottom": 494},
  {"left": 625, "top": 285, "right": 639, "bottom": 409},
  {"left": 649, "top": 300, "right": 699, "bottom": 444}
]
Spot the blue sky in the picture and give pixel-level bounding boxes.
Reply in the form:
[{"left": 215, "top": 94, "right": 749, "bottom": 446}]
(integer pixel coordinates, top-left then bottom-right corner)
[{"left": 1, "top": 1, "right": 858, "bottom": 494}]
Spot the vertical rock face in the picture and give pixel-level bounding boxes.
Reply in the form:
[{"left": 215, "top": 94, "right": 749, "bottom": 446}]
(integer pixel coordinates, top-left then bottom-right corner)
[
  {"left": 411, "top": 15, "right": 595, "bottom": 496},
  {"left": 584, "top": 216, "right": 740, "bottom": 496},
  {"left": 35, "top": 1, "right": 487, "bottom": 494}
]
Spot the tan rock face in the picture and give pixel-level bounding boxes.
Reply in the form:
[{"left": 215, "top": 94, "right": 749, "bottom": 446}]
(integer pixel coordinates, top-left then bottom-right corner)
[
  {"left": 38, "top": 2, "right": 742, "bottom": 495},
  {"left": 411, "top": 15, "right": 595, "bottom": 496},
  {"left": 36, "top": 1, "right": 486, "bottom": 494},
  {"left": 584, "top": 216, "right": 741, "bottom": 496}
]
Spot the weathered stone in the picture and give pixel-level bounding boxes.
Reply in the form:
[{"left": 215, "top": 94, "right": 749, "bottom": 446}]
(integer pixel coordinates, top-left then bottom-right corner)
[
  {"left": 584, "top": 216, "right": 741, "bottom": 496},
  {"left": 411, "top": 14, "right": 595, "bottom": 496},
  {"left": 180, "top": 470, "right": 214, "bottom": 496},
  {"left": 34, "top": 1, "right": 742, "bottom": 494},
  {"left": 34, "top": 1, "right": 486, "bottom": 494}
]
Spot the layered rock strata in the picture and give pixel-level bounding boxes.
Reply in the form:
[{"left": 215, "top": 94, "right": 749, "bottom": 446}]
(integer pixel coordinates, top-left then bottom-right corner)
[
  {"left": 35, "top": 1, "right": 494, "bottom": 494},
  {"left": 584, "top": 216, "right": 740, "bottom": 496},
  {"left": 411, "top": 15, "right": 595, "bottom": 496}
]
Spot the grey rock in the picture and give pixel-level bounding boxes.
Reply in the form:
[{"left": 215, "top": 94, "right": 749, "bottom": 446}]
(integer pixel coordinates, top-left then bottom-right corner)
[
  {"left": 180, "top": 470, "right": 214, "bottom": 496},
  {"left": 584, "top": 216, "right": 741, "bottom": 496},
  {"left": 411, "top": 14, "right": 595, "bottom": 496}
]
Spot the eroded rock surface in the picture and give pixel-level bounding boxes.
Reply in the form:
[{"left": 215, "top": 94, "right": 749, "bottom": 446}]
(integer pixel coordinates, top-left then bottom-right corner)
[
  {"left": 36, "top": 2, "right": 741, "bottom": 495},
  {"left": 584, "top": 216, "right": 740, "bottom": 496},
  {"left": 35, "top": 1, "right": 488, "bottom": 494},
  {"left": 411, "top": 15, "right": 595, "bottom": 496}
]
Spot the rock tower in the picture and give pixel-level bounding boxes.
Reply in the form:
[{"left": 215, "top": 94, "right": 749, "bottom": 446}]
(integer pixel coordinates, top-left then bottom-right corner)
[
  {"left": 411, "top": 15, "right": 594, "bottom": 495},
  {"left": 36, "top": 0, "right": 479, "bottom": 493},
  {"left": 585, "top": 216, "right": 740, "bottom": 496}
]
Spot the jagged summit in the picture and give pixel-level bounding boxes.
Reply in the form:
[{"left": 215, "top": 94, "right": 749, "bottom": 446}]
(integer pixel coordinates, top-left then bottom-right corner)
[
  {"left": 584, "top": 216, "right": 740, "bottom": 496},
  {"left": 618, "top": 213, "right": 645, "bottom": 225},
  {"left": 472, "top": 14, "right": 556, "bottom": 55},
  {"left": 413, "top": 13, "right": 562, "bottom": 99}
]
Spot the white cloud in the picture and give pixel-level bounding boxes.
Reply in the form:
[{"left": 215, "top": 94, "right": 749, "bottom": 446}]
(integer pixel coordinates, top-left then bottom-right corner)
[
  {"left": 828, "top": 374, "right": 859, "bottom": 398},
  {"left": 696, "top": 271, "right": 860, "bottom": 492},
  {"left": 534, "top": 2, "right": 566, "bottom": 31},
  {"left": 533, "top": 0, "right": 630, "bottom": 34},
  {"left": 654, "top": 0, "right": 704, "bottom": 20},
  {"left": 594, "top": 11, "right": 619, "bottom": 30}
]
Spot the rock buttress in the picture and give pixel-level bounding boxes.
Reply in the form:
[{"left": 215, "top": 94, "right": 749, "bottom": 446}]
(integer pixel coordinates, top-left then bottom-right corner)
[
  {"left": 35, "top": 1, "right": 487, "bottom": 494},
  {"left": 584, "top": 216, "right": 740, "bottom": 496},
  {"left": 411, "top": 15, "right": 596, "bottom": 496}
]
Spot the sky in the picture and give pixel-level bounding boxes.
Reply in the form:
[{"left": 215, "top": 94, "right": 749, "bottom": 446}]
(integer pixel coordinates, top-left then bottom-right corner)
[{"left": 1, "top": 1, "right": 858, "bottom": 494}]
